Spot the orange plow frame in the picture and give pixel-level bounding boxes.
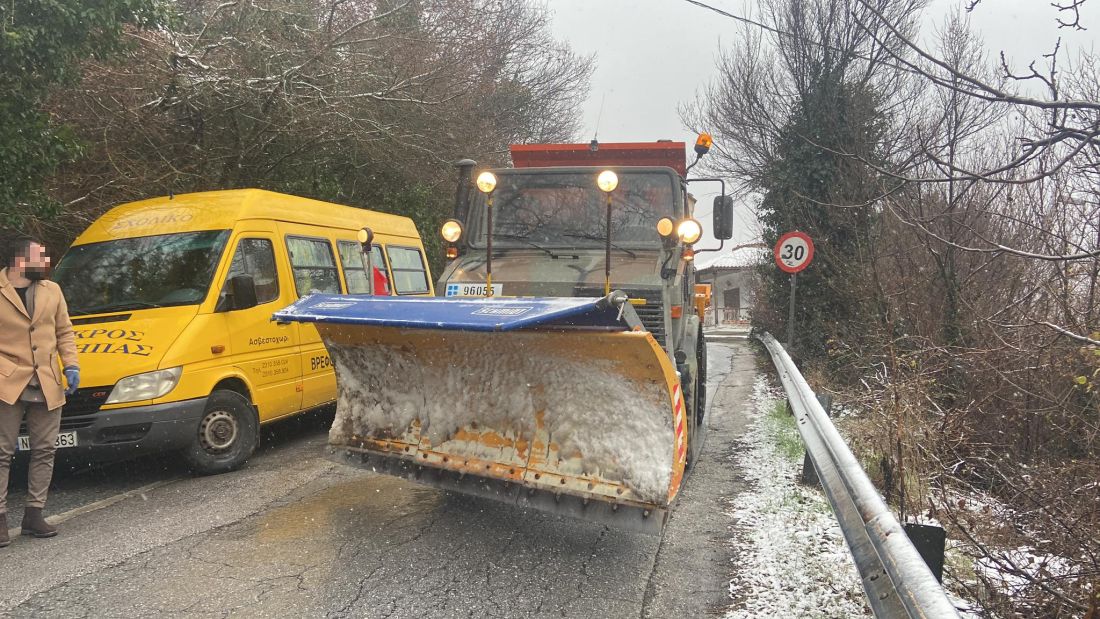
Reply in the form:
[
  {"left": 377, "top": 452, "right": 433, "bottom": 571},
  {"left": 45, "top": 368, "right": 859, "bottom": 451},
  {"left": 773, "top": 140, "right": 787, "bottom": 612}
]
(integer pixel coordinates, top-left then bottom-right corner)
[{"left": 318, "top": 325, "right": 687, "bottom": 535}]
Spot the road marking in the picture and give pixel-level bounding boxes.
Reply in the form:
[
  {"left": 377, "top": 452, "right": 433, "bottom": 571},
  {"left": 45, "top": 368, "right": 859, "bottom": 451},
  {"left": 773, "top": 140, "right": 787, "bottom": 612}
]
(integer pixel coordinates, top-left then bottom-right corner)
[{"left": 6, "top": 477, "right": 182, "bottom": 540}]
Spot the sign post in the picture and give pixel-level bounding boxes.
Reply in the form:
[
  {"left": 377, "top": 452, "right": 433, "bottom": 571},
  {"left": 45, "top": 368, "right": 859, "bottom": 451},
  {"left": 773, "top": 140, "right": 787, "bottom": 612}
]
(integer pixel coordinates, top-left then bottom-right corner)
[
  {"left": 774, "top": 231, "right": 814, "bottom": 349},
  {"left": 788, "top": 273, "right": 798, "bottom": 349}
]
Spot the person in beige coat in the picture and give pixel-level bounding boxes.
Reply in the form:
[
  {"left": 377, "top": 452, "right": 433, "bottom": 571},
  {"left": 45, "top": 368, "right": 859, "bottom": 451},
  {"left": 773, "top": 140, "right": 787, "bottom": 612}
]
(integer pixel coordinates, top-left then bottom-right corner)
[{"left": 0, "top": 236, "right": 80, "bottom": 547}]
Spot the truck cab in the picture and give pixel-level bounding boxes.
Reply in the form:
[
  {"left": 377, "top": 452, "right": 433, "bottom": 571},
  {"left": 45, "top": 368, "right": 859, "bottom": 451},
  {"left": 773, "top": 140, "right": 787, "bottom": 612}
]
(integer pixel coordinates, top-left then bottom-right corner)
[{"left": 435, "top": 141, "right": 734, "bottom": 466}]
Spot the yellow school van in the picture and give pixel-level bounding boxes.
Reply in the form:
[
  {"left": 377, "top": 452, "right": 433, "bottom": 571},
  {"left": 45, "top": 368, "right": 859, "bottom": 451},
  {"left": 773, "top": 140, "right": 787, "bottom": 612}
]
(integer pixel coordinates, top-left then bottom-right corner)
[{"left": 49, "top": 189, "right": 434, "bottom": 473}]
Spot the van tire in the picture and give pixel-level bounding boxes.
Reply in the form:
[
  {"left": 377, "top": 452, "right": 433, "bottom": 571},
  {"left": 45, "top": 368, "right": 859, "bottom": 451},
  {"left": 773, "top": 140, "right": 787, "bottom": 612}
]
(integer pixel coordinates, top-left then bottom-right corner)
[{"left": 181, "top": 390, "right": 258, "bottom": 475}]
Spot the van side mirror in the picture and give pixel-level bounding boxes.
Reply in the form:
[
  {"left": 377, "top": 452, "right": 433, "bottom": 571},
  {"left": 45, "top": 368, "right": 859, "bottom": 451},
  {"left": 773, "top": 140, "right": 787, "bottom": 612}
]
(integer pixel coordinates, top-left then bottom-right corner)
[
  {"left": 713, "top": 195, "right": 734, "bottom": 240},
  {"left": 225, "top": 274, "right": 258, "bottom": 311}
]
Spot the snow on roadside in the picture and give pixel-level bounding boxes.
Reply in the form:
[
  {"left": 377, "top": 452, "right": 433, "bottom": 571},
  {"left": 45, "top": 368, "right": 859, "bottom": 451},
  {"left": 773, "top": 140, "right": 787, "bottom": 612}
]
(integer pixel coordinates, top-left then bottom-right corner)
[
  {"left": 724, "top": 375, "right": 871, "bottom": 618},
  {"left": 975, "top": 547, "right": 1075, "bottom": 600}
]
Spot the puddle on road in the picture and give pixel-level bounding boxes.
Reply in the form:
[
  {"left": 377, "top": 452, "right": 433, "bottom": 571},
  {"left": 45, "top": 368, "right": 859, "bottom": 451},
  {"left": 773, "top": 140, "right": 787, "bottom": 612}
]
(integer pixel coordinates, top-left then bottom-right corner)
[
  {"left": 134, "top": 474, "right": 452, "bottom": 613},
  {"left": 252, "top": 474, "right": 443, "bottom": 544}
]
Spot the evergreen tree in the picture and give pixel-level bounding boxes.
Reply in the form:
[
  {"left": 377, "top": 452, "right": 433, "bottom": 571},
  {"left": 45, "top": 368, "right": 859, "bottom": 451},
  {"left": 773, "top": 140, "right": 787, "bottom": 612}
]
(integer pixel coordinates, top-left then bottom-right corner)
[{"left": 755, "top": 75, "right": 887, "bottom": 359}]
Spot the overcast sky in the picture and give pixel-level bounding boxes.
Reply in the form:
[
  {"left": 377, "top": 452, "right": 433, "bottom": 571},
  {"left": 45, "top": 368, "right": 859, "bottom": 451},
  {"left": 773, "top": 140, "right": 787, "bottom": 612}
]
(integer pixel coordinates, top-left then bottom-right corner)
[{"left": 547, "top": 0, "right": 1100, "bottom": 262}]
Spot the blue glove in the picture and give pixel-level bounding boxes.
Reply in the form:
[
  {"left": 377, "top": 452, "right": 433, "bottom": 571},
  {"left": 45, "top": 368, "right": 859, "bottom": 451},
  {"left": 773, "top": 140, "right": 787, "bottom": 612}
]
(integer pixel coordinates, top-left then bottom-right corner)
[{"left": 64, "top": 367, "right": 80, "bottom": 395}]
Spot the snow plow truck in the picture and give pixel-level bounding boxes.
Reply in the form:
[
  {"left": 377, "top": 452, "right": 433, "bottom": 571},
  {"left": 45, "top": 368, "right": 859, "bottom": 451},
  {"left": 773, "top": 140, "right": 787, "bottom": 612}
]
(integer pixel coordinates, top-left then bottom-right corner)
[{"left": 274, "top": 136, "right": 736, "bottom": 534}]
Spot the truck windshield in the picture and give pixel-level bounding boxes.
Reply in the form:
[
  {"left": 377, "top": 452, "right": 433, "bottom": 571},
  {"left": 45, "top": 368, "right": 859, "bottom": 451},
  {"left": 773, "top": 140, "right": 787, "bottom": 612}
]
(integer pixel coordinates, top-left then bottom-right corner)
[
  {"left": 54, "top": 230, "right": 231, "bottom": 315},
  {"left": 469, "top": 171, "right": 679, "bottom": 249}
]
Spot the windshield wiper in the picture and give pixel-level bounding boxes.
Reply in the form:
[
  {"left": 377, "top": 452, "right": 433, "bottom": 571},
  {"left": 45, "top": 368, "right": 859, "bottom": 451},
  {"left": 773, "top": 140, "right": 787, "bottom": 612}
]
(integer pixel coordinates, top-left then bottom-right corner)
[
  {"left": 562, "top": 234, "right": 637, "bottom": 259},
  {"left": 71, "top": 301, "right": 164, "bottom": 316},
  {"left": 493, "top": 234, "right": 573, "bottom": 259}
]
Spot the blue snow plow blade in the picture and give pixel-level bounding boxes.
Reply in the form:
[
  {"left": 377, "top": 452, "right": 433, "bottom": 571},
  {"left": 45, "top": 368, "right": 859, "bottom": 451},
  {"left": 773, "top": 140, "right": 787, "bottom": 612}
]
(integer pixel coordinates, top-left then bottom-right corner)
[{"left": 272, "top": 293, "right": 639, "bottom": 332}]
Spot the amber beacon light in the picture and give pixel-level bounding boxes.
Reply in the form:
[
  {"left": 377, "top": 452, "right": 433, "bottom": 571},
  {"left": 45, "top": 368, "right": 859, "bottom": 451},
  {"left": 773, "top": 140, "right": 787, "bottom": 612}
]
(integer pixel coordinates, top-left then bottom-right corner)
[{"left": 694, "top": 133, "right": 713, "bottom": 156}]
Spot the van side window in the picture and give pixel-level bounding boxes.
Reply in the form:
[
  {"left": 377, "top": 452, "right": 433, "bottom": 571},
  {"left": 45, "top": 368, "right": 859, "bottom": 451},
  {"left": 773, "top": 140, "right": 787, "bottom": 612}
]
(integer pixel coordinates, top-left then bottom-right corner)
[
  {"left": 286, "top": 237, "right": 340, "bottom": 296},
  {"left": 386, "top": 246, "right": 429, "bottom": 295},
  {"left": 224, "top": 238, "right": 279, "bottom": 305},
  {"left": 337, "top": 241, "right": 388, "bottom": 295}
]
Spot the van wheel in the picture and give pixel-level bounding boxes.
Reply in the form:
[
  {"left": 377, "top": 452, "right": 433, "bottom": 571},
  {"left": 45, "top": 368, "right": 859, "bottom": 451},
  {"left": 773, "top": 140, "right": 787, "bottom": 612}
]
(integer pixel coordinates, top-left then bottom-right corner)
[{"left": 182, "top": 390, "right": 258, "bottom": 475}]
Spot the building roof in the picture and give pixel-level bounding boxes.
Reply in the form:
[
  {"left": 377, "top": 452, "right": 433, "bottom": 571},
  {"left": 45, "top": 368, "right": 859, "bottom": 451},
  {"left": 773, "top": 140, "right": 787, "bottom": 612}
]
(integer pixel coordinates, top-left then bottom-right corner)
[{"left": 696, "top": 243, "right": 769, "bottom": 272}]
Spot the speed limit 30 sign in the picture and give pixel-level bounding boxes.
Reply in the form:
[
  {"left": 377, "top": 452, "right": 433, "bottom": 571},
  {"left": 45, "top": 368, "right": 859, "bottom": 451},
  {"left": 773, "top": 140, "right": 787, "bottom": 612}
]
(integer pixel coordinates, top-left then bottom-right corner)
[{"left": 774, "top": 231, "right": 814, "bottom": 273}]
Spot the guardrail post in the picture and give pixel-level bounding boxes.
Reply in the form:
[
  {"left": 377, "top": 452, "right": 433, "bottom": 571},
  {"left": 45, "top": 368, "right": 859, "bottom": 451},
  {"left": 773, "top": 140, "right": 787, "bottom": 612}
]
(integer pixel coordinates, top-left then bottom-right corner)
[
  {"left": 800, "top": 393, "right": 832, "bottom": 486},
  {"left": 903, "top": 523, "right": 946, "bottom": 583}
]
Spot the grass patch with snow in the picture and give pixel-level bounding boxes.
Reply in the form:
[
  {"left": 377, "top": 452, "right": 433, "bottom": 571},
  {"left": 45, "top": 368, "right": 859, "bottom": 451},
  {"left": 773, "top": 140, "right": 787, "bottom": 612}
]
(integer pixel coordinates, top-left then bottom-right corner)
[
  {"left": 764, "top": 399, "right": 805, "bottom": 462},
  {"left": 724, "top": 375, "right": 871, "bottom": 618}
]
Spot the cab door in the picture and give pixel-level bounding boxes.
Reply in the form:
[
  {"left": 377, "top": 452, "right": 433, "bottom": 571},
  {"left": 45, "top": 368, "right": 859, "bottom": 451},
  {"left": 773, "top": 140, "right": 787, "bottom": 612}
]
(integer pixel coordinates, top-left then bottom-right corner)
[
  {"left": 283, "top": 232, "right": 343, "bottom": 410},
  {"left": 219, "top": 234, "right": 303, "bottom": 420}
]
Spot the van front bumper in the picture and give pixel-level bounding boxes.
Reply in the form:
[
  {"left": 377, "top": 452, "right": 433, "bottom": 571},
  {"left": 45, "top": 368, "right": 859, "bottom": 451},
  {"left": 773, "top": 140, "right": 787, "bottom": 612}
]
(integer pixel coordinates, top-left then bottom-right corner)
[{"left": 61, "top": 397, "right": 208, "bottom": 457}]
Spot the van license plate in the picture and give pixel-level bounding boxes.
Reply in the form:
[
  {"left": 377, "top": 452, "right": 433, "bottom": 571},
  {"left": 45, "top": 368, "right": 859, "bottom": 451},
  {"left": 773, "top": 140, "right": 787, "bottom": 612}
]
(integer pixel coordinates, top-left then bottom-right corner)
[{"left": 16, "top": 431, "right": 78, "bottom": 451}]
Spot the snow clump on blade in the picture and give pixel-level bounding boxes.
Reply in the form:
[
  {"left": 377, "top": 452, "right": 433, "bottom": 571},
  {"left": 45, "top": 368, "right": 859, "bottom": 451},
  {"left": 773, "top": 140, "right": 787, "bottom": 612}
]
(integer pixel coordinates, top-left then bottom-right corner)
[{"left": 326, "top": 330, "right": 675, "bottom": 503}]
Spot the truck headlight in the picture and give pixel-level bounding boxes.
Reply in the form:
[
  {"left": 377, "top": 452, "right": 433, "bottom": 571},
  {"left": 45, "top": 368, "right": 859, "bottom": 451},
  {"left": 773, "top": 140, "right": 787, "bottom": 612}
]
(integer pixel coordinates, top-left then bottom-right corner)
[
  {"left": 656, "top": 217, "right": 675, "bottom": 238},
  {"left": 105, "top": 367, "right": 183, "bottom": 404},
  {"left": 441, "top": 219, "right": 463, "bottom": 243},
  {"left": 677, "top": 218, "right": 703, "bottom": 245}
]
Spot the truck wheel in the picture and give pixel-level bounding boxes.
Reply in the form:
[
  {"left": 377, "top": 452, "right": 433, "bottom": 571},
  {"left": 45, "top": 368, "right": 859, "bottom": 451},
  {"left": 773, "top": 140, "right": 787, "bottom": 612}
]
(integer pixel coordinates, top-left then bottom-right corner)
[
  {"left": 687, "top": 332, "right": 708, "bottom": 470},
  {"left": 181, "top": 390, "right": 258, "bottom": 475},
  {"left": 697, "top": 331, "right": 708, "bottom": 427}
]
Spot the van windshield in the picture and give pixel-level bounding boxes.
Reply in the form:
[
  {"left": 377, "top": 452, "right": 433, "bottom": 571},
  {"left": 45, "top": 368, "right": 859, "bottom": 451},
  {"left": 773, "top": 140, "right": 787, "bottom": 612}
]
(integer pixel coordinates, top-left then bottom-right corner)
[{"left": 55, "top": 230, "right": 231, "bottom": 316}]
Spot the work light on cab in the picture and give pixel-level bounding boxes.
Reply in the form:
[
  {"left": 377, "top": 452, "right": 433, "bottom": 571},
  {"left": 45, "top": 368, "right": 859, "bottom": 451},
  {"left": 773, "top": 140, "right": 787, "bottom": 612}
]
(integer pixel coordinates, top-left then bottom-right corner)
[
  {"left": 357, "top": 227, "right": 374, "bottom": 250},
  {"left": 476, "top": 171, "right": 498, "bottom": 296},
  {"left": 677, "top": 218, "right": 703, "bottom": 244},
  {"left": 597, "top": 170, "right": 619, "bottom": 193},
  {"left": 476, "top": 171, "right": 497, "bottom": 194},
  {"left": 440, "top": 219, "right": 463, "bottom": 243}
]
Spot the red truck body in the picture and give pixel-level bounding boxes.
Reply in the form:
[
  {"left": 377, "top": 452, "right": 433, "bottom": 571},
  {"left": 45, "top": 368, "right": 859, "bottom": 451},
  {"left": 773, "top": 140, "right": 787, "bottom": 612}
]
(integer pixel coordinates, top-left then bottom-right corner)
[{"left": 510, "top": 142, "right": 687, "bottom": 177}]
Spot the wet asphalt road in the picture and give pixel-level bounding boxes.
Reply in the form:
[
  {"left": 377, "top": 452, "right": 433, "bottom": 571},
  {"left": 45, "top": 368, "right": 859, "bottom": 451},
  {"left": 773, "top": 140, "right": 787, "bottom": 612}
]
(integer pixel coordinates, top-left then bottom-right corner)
[{"left": 1, "top": 339, "right": 757, "bottom": 618}]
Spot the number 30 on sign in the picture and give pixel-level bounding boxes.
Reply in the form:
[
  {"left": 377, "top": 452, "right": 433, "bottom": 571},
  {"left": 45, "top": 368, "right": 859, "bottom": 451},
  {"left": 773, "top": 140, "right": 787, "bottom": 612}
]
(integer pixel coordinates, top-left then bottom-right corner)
[{"left": 774, "top": 231, "right": 814, "bottom": 273}]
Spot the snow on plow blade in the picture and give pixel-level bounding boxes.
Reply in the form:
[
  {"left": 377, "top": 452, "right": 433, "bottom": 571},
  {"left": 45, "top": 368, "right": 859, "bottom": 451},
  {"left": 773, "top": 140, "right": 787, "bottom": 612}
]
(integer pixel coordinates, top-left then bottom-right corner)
[{"left": 274, "top": 293, "right": 687, "bottom": 534}]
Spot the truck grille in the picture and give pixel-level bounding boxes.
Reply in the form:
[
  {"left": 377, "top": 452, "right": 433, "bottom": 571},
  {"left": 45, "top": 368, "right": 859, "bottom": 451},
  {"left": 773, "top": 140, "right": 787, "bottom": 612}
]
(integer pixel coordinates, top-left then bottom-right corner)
[{"left": 633, "top": 303, "right": 666, "bottom": 348}]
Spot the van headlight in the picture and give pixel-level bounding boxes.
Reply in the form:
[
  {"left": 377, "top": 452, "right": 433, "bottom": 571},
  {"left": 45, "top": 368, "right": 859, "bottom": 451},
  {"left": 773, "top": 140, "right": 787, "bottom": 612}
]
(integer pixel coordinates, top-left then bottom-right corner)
[{"left": 105, "top": 367, "right": 183, "bottom": 404}]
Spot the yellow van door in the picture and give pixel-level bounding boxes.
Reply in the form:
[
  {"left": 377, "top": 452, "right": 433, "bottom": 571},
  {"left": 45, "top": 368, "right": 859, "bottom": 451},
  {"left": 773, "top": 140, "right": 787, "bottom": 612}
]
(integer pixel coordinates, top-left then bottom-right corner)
[
  {"left": 219, "top": 234, "right": 303, "bottom": 420},
  {"left": 283, "top": 232, "right": 342, "bottom": 410}
]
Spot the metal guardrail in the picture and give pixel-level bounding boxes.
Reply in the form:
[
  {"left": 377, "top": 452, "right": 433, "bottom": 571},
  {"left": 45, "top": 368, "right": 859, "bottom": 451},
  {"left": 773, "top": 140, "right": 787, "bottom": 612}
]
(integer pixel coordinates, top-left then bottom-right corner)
[{"left": 756, "top": 332, "right": 961, "bottom": 619}]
